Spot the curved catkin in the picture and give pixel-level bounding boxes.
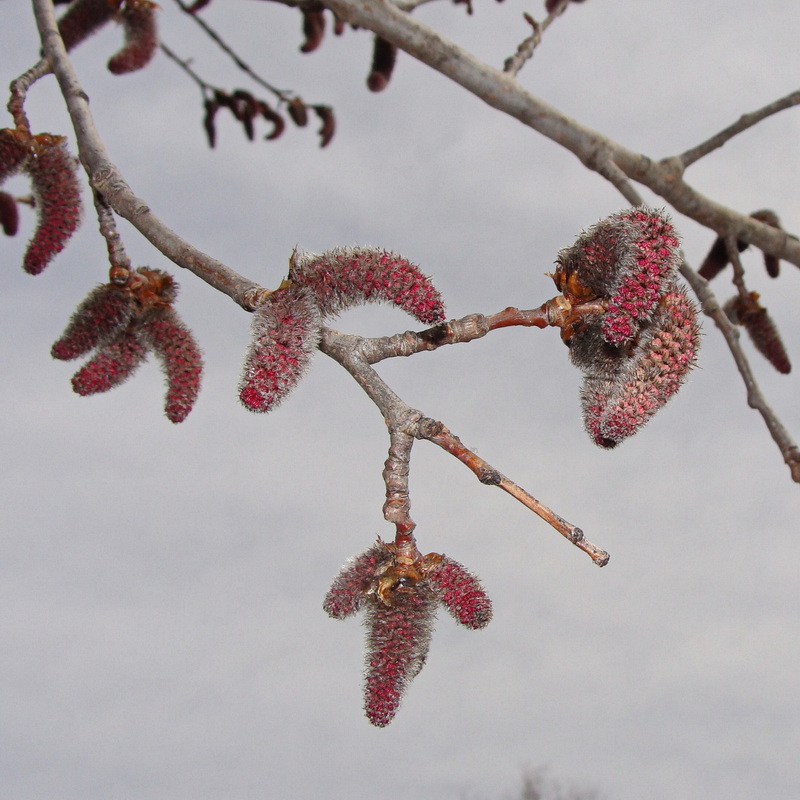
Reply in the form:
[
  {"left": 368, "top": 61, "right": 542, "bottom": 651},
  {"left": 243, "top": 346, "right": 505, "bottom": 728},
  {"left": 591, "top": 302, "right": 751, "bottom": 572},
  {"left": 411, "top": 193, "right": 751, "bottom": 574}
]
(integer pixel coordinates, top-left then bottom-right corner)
[
  {"left": 23, "top": 134, "right": 82, "bottom": 275},
  {"left": 367, "top": 36, "right": 397, "bottom": 92},
  {"left": 57, "top": 0, "right": 115, "bottom": 52},
  {"left": 51, "top": 284, "right": 135, "bottom": 361},
  {"left": 323, "top": 542, "right": 394, "bottom": 620},
  {"left": 586, "top": 284, "right": 700, "bottom": 448},
  {"left": 724, "top": 293, "right": 790, "bottom": 375},
  {"left": 71, "top": 332, "right": 147, "bottom": 396},
  {"left": 140, "top": 307, "right": 204, "bottom": 422},
  {"left": 554, "top": 207, "right": 680, "bottom": 347},
  {"left": 238, "top": 285, "right": 322, "bottom": 413},
  {"left": 107, "top": 0, "right": 158, "bottom": 75},
  {"left": 363, "top": 588, "right": 436, "bottom": 728},
  {"left": 427, "top": 556, "right": 492, "bottom": 629},
  {"left": 288, "top": 246, "right": 446, "bottom": 325}
]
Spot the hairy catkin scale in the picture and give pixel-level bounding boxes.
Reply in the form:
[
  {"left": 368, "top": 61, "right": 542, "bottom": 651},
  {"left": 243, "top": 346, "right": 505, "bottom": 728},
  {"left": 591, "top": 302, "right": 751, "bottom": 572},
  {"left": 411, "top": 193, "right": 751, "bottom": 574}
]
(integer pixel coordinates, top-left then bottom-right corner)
[
  {"left": 239, "top": 285, "right": 322, "bottom": 413},
  {"left": 51, "top": 284, "right": 135, "bottom": 360},
  {"left": 583, "top": 284, "right": 700, "bottom": 448},
  {"left": 323, "top": 542, "right": 394, "bottom": 620},
  {"left": 367, "top": 37, "right": 397, "bottom": 92},
  {"left": 71, "top": 332, "right": 147, "bottom": 395},
  {"left": 363, "top": 587, "right": 436, "bottom": 727},
  {"left": 0, "top": 191, "right": 19, "bottom": 236},
  {"left": 107, "top": 0, "right": 158, "bottom": 75},
  {"left": 289, "top": 246, "right": 446, "bottom": 325},
  {"left": 427, "top": 556, "right": 492, "bottom": 629},
  {"left": 57, "top": 0, "right": 115, "bottom": 52},
  {"left": 24, "top": 134, "right": 82, "bottom": 275},
  {"left": 140, "top": 308, "right": 204, "bottom": 422}
]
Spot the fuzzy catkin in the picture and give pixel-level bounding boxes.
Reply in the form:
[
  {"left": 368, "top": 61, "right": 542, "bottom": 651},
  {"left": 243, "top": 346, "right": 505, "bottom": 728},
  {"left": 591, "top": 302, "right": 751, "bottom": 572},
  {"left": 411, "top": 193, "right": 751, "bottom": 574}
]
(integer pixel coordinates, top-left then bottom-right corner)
[
  {"left": 107, "top": 0, "right": 159, "bottom": 74},
  {"left": 288, "top": 246, "right": 446, "bottom": 325},
  {"left": 582, "top": 284, "right": 700, "bottom": 448},
  {"left": 363, "top": 588, "right": 436, "bottom": 727},
  {"left": 427, "top": 556, "right": 492, "bottom": 629},
  {"left": 24, "top": 134, "right": 82, "bottom": 275},
  {"left": 140, "top": 307, "right": 204, "bottom": 423},
  {"left": 239, "top": 285, "right": 322, "bottom": 413},
  {"left": 51, "top": 284, "right": 135, "bottom": 360}
]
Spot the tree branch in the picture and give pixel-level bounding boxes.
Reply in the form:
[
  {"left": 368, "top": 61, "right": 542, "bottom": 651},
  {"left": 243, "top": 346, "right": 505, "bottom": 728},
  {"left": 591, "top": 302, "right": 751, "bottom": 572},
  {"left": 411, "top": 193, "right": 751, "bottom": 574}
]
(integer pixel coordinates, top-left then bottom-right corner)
[
  {"left": 30, "top": 0, "right": 271, "bottom": 310},
  {"left": 319, "top": 0, "right": 800, "bottom": 265}
]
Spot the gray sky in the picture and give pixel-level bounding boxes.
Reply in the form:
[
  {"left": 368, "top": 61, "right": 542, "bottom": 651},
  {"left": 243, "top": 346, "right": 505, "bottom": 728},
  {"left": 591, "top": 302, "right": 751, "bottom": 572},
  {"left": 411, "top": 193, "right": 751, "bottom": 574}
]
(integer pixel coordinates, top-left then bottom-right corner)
[{"left": 2, "top": 1, "right": 800, "bottom": 799}]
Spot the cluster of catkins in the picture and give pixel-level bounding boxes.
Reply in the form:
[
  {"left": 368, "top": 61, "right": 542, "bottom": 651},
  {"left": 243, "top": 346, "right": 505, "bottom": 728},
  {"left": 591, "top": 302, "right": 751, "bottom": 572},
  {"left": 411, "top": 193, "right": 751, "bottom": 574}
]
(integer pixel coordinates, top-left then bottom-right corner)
[
  {"left": 697, "top": 209, "right": 791, "bottom": 375},
  {"left": 56, "top": 0, "right": 158, "bottom": 75},
  {"left": 238, "top": 246, "right": 446, "bottom": 412},
  {"left": 51, "top": 268, "right": 203, "bottom": 422},
  {"left": 553, "top": 207, "right": 701, "bottom": 448},
  {"left": 0, "top": 128, "right": 82, "bottom": 274},
  {"left": 324, "top": 540, "right": 492, "bottom": 727}
]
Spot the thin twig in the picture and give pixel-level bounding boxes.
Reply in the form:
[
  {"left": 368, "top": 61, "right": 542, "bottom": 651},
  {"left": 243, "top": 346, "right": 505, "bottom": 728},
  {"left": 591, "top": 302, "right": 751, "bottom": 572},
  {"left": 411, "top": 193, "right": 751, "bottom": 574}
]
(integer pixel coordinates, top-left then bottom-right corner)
[
  {"left": 416, "top": 417, "right": 610, "bottom": 566},
  {"left": 31, "top": 0, "right": 271, "bottom": 311},
  {"left": 503, "top": 0, "right": 568, "bottom": 77},
  {"left": 7, "top": 58, "right": 50, "bottom": 131},
  {"left": 171, "top": 0, "right": 288, "bottom": 100},
  {"left": 679, "top": 260, "right": 800, "bottom": 482},
  {"left": 677, "top": 89, "right": 800, "bottom": 169},
  {"left": 319, "top": 327, "right": 609, "bottom": 564}
]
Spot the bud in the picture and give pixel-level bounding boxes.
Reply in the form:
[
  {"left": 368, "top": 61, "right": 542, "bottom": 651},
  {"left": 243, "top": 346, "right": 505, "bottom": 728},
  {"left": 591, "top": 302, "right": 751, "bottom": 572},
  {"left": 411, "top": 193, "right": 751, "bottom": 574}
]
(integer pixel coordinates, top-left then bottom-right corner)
[
  {"left": 0, "top": 191, "right": 19, "bottom": 236},
  {"left": 23, "top": 134, "right": 82, "bottom": 275},
  {"left": 289, "top": 246, "right": 446, "bottom": 325},
  {"left": 324, "top": 542, "right": 394, "bottom": 620},
  {"left": 239, "top": 285, "right": 322, "bottom": 413}
]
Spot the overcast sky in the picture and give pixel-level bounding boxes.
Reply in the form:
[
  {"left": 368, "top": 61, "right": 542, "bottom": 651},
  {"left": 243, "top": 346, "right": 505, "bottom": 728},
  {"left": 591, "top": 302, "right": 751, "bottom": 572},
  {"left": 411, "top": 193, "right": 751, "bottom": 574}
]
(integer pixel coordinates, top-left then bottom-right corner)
[{"left": 2, "top": 1, "right": 800, "bottom": 799}]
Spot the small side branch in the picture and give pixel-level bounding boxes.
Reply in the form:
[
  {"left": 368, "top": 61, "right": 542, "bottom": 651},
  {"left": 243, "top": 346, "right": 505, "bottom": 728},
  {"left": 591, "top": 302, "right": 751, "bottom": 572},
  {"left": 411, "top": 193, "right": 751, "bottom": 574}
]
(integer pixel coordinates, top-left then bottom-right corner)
[
  {"left": 30, "top": 0, "right": 271, "bottom": 311},
  {"left": 677, "top": 89, "right": 800, "bottom": 169},
  {"left": 679, "top": 261, "right": 800, "bottom": 482},
  {"left": 416, "top": 417, "right": 609, "bottom": 566}
]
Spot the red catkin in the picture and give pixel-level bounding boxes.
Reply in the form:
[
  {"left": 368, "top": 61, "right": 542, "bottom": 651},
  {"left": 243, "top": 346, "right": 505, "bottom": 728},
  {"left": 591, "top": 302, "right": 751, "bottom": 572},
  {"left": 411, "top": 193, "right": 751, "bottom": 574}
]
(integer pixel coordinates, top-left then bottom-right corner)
[
  {"left": 57, "top": 0, "right": 115, "bottom": 52},
  {"left": 583, "top": 283, "right": 700, "bottom": 448},
  {"left": 107, "top": 0, "right": 158, "bottom": 75},
  {"left": 427, "top": 556, "right": 492, "bottom": 629},
  {"left": 140, "top": 307, "right": 204, "bottom": 422},
  {"left": 289, "top": 246, "right": 446, "bottom": 325},
  {"left": 71, "top": 331, "right": 147, "bottom": 395},
  {"left": 239, "top": 285, "right": 322, "bottom": 413},
  {"left": 323, "top": 543, "right": 394, "bottom": 620},
  {"left": 363, "top": 588, "right": 436, "bottom": 727},
  {"left": 23, "top": 134, "right": 82, "bottom": 275}
]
